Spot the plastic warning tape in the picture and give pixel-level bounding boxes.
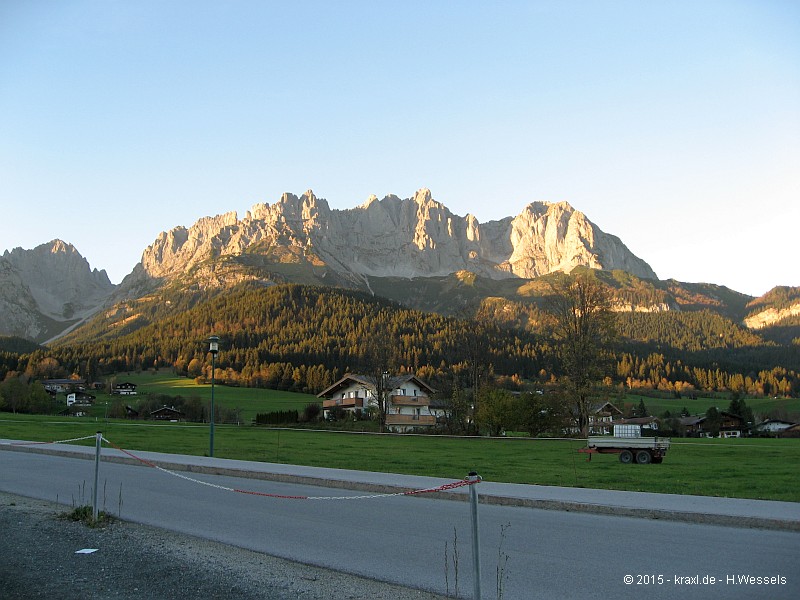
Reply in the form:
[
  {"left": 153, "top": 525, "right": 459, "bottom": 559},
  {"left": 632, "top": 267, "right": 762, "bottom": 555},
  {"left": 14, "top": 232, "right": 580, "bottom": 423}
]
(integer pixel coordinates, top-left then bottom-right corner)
[{"left": 102, "top": 436, "right": 478, "bottom": 501}]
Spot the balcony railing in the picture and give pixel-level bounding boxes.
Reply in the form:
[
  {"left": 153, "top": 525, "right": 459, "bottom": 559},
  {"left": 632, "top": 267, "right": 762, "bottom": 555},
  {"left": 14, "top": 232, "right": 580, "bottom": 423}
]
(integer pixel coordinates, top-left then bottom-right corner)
[
  {"left": 322, "top": 397, "right": 364, "bottom": 409},
  {"left": 385, "top": 414, "right": 436, "bottom": 426},
  {"left": 390, "top": 395, "right": 430, "bottom": 406}
]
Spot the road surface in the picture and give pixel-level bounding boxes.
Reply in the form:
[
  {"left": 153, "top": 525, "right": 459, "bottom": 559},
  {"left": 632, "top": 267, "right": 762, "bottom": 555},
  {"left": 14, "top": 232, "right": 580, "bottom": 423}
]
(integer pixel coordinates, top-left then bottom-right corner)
[{"left": 1, "top": 446, "right": 798, "bottom": 599}]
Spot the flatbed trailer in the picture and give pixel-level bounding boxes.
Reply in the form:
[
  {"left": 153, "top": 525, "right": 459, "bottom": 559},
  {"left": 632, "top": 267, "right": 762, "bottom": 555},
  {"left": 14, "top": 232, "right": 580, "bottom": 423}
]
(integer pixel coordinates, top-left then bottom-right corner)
[{"left": 579, "top": 435, "right": 671, "bottom": 464}]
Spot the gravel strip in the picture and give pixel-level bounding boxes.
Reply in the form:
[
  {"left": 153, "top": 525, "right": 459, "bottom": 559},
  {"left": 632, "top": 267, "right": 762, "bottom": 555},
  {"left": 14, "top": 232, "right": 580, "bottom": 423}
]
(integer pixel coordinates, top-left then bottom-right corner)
[{"left": 0, "top": 492, "right": 448, "bottom": 600}]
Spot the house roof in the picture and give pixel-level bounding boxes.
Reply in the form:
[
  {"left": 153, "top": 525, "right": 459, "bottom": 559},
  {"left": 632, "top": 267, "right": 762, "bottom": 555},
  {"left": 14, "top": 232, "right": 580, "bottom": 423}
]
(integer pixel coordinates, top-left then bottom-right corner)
[
  {"left": 149, "top": 405, "right": 184, "bottom": 416},
  {"left": 391, "top": 373, "right": 435, "bottom": 394},
  {"left": 589, "top": 402, "right": 623, "bottom": 415},
  {"left": 317, "top": 373, "right": 435, "bottom": 398},
  {"left": 317, "top": 374, "right": 375, "bottom": 398},
  {"left": 755, "top": 419, "right": 796, "bottom": 428}
]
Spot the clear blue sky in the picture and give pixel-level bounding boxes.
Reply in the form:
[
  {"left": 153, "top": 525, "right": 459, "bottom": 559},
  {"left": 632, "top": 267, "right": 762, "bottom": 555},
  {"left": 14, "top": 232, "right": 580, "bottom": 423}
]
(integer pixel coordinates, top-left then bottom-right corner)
[{"left": 1, "top": 0, "right": 798, "bottom": 297}]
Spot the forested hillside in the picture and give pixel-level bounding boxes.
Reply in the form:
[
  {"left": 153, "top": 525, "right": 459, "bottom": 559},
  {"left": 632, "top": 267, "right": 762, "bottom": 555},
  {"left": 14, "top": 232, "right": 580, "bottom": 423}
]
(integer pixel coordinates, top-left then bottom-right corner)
[
  {"left": 746, "top": 286, "right": 800, "bottom": 314},
  {"left": 41, "top": 285, "right": 544, "bottom": 393},
  {"left": 2, "top": 283, "right": 797, "bottom": 399}
]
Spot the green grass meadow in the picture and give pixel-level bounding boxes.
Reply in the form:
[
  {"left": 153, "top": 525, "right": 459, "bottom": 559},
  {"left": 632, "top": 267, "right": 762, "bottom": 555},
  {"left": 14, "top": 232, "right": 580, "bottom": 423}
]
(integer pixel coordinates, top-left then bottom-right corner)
[
  {"left": 105, "top": 371, "right": 318, "bottom": 421},
  {"left": 2, "top": 373, "right": 798, "bottom": 502},
  {"left": 2, "top": 412, "right": 798, "bottom": 502},
  {"left": 624, "top": 393, "right": 800, "bottom": 419}
]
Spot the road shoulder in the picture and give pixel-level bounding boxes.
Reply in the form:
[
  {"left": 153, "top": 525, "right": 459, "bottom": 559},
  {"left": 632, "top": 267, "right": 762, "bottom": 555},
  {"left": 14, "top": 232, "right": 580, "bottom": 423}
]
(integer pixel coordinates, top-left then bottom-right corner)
[{"left": 0, "top": 491, "right": 447, "bottom": 600}]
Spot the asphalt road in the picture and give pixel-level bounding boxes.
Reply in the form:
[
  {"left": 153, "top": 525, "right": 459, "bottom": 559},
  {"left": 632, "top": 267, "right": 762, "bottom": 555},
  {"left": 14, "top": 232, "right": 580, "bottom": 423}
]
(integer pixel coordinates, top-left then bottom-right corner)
[{"left": 2, "top": 449, "right": 798, "bottom": 600}]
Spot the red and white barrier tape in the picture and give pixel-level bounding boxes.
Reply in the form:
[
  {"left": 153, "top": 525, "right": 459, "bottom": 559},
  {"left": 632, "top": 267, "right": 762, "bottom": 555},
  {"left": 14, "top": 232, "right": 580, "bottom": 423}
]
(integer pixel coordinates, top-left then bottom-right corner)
[{"left": 101, "top": 436, "right": 478, "bottom": 501}]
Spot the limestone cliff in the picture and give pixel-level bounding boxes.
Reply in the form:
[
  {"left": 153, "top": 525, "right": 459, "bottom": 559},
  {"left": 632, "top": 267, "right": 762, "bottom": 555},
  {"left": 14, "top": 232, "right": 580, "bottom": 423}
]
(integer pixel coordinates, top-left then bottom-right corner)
[
  {"left": 0, "top": 241, "right": 116, "bottom": 342},
  {"left": 123, "top": 188, "right": 657, "bottom": 293}
]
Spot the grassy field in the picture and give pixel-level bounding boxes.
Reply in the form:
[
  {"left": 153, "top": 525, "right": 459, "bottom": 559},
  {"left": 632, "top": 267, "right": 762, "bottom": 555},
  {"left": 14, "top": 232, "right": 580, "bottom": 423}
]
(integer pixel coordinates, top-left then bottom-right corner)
[
  {"left": 106, "top": 371, "right": 800, "bottom": 422},
  {"left": 93, "top": 371, "right": 318, "bottom": 422},
  {"left": 623, "top": 393, "right": 800, "bottom": 420},
  {"left": 2, "top": 413, "right": 798, "bottom": 502}
]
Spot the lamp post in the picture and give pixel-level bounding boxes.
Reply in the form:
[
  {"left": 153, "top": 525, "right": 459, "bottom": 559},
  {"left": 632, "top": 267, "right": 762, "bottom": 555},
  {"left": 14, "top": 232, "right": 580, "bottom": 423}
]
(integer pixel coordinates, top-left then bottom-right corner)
[
  {"left": 381, "top": 370, "right": 389, "bottom": 433},
  {"left": 208, "top": 336, "right": 219, "bottom": 457}
]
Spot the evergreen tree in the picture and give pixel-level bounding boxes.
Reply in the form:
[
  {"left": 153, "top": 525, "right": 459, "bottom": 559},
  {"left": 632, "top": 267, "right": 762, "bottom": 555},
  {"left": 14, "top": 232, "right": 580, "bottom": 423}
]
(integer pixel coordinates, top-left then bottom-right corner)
[
  {"left": 636, "top": 398, "right": 649, "bottom": 418},
  {"left": 704, "top": 406, "right": 722, "bottom": 437}
]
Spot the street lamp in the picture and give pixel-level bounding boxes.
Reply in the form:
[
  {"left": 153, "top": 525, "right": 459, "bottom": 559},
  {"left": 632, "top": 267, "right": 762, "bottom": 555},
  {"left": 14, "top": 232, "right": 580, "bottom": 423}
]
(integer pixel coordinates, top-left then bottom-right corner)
[
  {"left": 381, "top": 371, "right": 390, "bottom": 433},
  {"left": 208, "top": 336, "right": 219, "bottom": 457}
]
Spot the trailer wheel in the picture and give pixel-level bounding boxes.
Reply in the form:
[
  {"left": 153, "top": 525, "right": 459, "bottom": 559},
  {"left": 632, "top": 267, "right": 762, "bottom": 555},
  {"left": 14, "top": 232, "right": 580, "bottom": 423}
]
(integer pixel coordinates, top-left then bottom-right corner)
[
  {"left": 619, "top": 450, "right": 634, "bottom": 464},
  {"left": 636, "top": 450, "right": 652, "bottom": 464}
]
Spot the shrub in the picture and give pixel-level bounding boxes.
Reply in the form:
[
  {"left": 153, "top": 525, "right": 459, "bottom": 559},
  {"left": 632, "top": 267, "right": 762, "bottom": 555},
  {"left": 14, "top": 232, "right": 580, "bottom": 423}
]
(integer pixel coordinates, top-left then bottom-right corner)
[
  {"left": 254, "top": 410, "right": 299, "bottom": 425},
  {"left": 301, "top": 402, "right": 321, "bottom": 422}
]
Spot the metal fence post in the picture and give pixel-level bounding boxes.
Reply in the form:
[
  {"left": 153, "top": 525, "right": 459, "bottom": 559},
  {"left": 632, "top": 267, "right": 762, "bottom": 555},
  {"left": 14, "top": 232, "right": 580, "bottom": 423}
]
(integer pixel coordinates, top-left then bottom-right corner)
[
  {"left": 468, "top": 471, "right": 482, "bottom": 600},
  {"left": 93, "top": 431, "right": 102, "bottom": 521}
]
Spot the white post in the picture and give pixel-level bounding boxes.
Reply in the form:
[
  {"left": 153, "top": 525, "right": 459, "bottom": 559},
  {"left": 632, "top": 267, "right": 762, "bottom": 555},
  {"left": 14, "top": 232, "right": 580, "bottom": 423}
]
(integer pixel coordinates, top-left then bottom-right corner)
[
  {"left": 93, "top": 431, "right": 102, "bottom": 521},
  {"left": 468, "top": 471, "right": 482, "bottom": 600}
]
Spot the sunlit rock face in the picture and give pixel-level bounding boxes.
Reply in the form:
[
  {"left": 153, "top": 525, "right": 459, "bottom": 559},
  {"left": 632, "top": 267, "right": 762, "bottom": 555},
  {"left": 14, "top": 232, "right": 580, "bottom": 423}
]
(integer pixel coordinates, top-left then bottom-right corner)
[
  {"left": 744, "top": 303, "right": 800, "bottom": 329},
  {"left": 133, "top": 188, "right": 657, "bottom": 285}
]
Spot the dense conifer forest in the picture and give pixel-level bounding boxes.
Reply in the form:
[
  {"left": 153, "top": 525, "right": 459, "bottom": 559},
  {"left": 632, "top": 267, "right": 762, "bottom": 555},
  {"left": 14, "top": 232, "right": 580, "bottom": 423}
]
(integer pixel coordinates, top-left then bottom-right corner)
[{"left": 1, "top": 283, "right": 797, "bottom": 399}]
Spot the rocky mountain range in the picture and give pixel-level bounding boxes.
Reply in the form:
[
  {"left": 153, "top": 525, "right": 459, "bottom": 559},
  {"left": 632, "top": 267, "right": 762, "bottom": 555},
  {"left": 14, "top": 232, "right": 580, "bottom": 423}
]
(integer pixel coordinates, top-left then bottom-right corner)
[
  {"left": 0, "top": 189, "right": 797, "bottom": 343},
  {"left": 119, "top": 188, "right": 656, "bottom": 295},
  {"left": 0, "top": 241, "right": 115, "bottom": 342}
]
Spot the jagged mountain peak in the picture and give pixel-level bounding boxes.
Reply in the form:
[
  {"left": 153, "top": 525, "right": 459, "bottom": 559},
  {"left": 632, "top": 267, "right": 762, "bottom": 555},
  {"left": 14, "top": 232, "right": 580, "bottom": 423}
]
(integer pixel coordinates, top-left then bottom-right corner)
[
  {"left": 45, "top": 238, "right": 75, "bottom": 255},
  {"left": 4, "top": 240, "right": 111, "bottom": 282},
  {"left": 358, "top": 194, "right": 380, "bottom": 209},
  {"left": 0, "top": 240, "right": 116, "bottom": 342},
  {"left": 120, "top": 188, "right": 657, "bottom": 296},
  {"left": 413, "top": 187, "right": 433, "bottom": 204}
]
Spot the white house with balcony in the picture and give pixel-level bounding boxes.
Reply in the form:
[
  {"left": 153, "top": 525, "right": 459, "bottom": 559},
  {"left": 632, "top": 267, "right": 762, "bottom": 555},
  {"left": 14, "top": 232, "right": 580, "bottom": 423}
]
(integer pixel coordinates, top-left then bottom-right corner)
[
  {"left": 317, "top": 373, "right": 437, "bottom": 432},
  {"left": 753, "top": 419, "right": 796, "bottom": 435}
]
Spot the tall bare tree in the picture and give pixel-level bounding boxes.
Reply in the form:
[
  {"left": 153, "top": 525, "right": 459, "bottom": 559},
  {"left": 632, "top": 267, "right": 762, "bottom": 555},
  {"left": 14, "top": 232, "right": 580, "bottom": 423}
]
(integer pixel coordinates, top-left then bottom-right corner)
[
  {"left": 361, "top": 335, "right": 397, "bottom": 433},
  {"left": 546, "top": 271, "right": 616, "bottom": 437}
]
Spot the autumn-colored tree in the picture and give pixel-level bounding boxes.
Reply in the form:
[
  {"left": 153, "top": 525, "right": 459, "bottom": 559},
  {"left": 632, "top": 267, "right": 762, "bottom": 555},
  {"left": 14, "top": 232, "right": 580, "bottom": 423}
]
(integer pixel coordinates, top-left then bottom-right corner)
[{"left": 547, "top": 272, "right": 617, "bottom": 437}]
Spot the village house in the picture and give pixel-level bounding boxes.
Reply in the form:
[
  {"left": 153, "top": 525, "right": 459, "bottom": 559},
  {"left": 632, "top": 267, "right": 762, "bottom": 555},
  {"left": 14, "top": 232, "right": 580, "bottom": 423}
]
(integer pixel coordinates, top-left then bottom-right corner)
[
  {"left": 317, "top": 373, "right": 437, "bottom": 432},
  {"left": 679, "top": 411, "right": 747, "bottom": 437},
  {"left": 753, "top": 419, "right": 796, "bottom": 436},
  {"left": 149, "top": 405, "right": 184, "bottom": 421},
  {"left": 586, "top": 401, "right": 624, "bottom": 434},
  {"left": 112, "top": 382, "right": 138, "bottom": 396},
  {"left": 42, "top": 378, "right": 86, "bottom": 393},
  {"left": 66, "top": 391, "right": 95, "bottom": 407},
  {"left": 717, "top": 411, "right": 746, "bottom": 436}
]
